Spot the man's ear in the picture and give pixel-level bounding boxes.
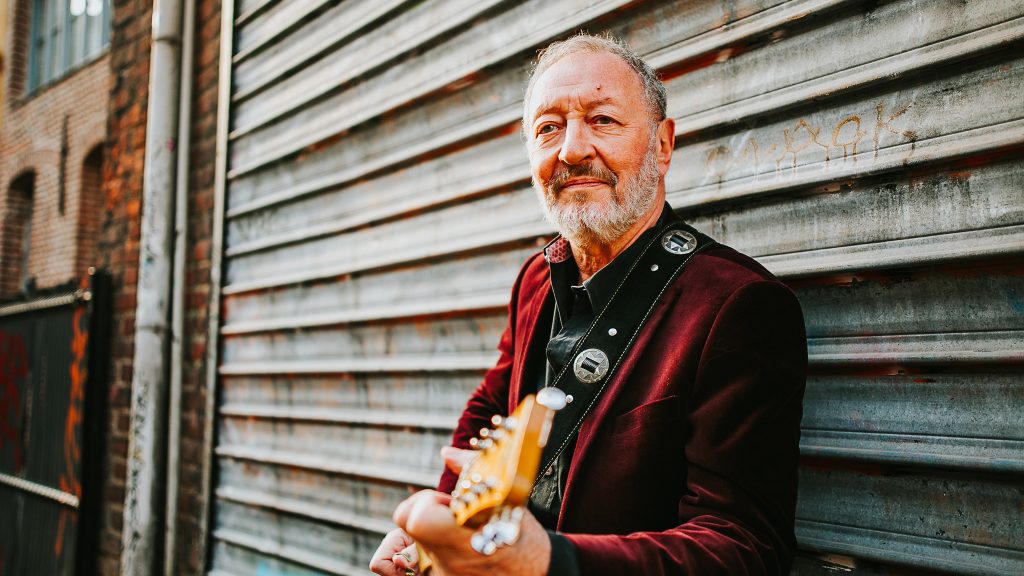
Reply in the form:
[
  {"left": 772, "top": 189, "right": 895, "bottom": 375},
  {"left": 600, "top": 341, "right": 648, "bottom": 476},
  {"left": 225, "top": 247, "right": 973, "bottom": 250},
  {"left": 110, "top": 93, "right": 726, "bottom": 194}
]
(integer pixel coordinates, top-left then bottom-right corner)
[{"left": 657, "top": 117, "right": 676, "bottom": 175}]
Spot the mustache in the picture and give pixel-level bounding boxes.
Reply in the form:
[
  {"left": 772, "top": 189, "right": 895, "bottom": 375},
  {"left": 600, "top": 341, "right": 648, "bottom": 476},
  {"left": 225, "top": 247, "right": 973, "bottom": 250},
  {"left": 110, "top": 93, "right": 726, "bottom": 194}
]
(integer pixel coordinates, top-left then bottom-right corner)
[{"left": 548, "top": 162, "right": 618, "bottom": 195}]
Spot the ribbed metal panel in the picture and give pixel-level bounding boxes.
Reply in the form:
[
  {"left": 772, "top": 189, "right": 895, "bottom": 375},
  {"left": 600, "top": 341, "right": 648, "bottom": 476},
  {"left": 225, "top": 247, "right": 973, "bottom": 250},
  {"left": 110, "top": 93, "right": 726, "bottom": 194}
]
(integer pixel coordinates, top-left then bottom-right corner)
[{"left": 211, "top": 0, "right": 1024, "bottom": 573}]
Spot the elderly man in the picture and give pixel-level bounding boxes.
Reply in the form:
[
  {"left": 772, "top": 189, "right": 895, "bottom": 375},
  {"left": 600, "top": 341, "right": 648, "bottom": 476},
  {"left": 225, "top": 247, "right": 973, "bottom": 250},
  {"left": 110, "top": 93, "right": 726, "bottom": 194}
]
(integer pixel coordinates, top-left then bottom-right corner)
[{"left": 370, "top": 33, "right": 806, "bottom": 575}]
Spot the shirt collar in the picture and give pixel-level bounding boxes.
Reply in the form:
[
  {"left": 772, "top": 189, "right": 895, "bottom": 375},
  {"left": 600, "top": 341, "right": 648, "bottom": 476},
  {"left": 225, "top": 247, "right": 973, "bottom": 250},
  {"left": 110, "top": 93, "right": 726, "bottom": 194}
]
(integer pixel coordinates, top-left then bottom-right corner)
[{"left": 544, "top": 203, "right": 678, "bottom": 319}]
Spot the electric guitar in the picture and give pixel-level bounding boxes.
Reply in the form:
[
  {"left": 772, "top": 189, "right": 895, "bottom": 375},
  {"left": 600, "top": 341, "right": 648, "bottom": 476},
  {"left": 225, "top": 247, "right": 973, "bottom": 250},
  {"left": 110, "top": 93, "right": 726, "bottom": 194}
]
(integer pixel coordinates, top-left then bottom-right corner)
[{"left": 416, "top": 390, "right": 564, "bottom": 574}]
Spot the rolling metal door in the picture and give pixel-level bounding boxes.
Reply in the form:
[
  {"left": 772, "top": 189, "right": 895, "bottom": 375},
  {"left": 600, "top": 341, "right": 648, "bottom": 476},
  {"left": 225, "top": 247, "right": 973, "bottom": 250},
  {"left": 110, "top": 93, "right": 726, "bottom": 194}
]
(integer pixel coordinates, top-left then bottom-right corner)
[{"left": 209, "top": 0, "right": 1024, "bottom": 573}]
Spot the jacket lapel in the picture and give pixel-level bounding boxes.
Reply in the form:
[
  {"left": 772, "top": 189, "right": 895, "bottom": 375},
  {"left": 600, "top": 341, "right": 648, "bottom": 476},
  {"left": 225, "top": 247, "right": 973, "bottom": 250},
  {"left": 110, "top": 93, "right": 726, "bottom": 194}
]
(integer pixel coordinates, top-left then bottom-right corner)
[{"left": 508, "top": 271, "right": 552, "bottom": 413}]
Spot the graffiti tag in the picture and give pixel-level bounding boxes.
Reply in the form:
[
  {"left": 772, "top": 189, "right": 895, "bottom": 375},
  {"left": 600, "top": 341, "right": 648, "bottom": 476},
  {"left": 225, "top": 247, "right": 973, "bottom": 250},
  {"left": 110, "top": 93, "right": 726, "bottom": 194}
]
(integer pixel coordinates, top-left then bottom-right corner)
[{"left": 704, "top": 101, "right": 916, "bottom": 182}]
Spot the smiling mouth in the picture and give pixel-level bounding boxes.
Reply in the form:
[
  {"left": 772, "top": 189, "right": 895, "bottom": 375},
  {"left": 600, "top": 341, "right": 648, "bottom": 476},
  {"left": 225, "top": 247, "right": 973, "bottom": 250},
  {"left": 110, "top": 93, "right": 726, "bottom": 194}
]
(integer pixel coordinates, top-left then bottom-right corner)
[
  {"left": 548, "top": 162, "right": 618, "bottom": 195},
  {"left": 561, "top": 179, "right": 609, "bottom": 189}
]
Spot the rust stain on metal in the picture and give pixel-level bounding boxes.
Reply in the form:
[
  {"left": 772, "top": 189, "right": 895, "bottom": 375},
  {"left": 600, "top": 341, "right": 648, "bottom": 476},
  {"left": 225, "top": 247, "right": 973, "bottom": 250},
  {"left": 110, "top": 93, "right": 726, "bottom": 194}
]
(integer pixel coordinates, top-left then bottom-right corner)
[
  {"left": 948, "top": 141, "right": 1024, "bottom": 171},
  {"left": 660, "top": 43, "right": 748, "bottom": 83},
  {"left": 443, "top": 71, "right": 483, "bottom": 94}
]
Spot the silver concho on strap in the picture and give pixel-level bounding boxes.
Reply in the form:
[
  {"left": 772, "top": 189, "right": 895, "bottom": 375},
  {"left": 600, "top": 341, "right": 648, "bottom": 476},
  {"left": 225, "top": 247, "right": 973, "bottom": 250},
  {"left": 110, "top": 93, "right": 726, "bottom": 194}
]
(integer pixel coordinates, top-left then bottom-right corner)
[
  {"left": 573, "top": 348, "right": 610, "bottom": 383},
  {"left": 661, "top": 230, "right": 697, "bottom": 255}
]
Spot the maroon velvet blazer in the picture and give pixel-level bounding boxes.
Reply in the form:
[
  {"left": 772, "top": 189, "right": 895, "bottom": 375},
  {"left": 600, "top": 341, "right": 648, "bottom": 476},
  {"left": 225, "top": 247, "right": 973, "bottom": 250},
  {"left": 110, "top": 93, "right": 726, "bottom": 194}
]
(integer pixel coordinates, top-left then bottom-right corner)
[{"left": 439, "top": 242, "right": 807, "bottom": 575}]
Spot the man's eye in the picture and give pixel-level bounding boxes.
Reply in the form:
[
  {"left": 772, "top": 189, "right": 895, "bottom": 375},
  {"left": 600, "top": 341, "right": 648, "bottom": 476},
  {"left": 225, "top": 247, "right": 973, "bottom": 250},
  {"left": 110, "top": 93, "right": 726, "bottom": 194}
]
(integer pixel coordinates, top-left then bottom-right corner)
[
  {"left": 538, "top": 124, "right": 557, "bottom": 135},
  {"left": 593, "top": 116, "right": 614, "bottom": 125}
]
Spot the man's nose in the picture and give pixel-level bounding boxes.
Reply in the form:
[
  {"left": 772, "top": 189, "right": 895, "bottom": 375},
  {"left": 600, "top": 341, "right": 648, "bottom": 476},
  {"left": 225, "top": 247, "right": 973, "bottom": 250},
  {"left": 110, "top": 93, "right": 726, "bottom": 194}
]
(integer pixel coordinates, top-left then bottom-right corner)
[{"left": 558, "top": 121, "right": 595, "bottom": 165}]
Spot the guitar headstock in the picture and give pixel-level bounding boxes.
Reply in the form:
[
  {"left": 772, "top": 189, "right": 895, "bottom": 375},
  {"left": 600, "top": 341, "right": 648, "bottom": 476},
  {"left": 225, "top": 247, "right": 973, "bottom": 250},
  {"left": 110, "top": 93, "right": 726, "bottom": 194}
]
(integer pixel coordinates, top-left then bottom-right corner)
[{"left": 449, "top": 394, "right": 555, "bottom": 527}]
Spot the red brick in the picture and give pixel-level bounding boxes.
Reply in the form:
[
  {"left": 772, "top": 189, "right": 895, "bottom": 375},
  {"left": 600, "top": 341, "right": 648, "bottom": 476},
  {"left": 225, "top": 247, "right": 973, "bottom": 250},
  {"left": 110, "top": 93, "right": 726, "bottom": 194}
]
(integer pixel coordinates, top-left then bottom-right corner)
[{"left": 107, "top": 509, "right": 123, "bottom": 531}]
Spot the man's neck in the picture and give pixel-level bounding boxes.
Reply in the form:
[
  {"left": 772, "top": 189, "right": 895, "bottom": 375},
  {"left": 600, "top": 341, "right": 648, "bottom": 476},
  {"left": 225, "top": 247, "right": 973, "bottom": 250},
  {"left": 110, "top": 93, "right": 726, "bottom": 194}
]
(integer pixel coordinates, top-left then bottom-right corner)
[{"left": 570, "top": 201, "right": 663, "bottom": 282}]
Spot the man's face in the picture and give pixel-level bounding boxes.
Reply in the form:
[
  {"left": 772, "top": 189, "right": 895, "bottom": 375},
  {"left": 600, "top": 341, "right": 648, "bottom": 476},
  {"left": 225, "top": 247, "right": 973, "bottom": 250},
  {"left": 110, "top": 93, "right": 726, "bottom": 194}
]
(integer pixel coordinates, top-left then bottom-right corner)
[{"left": 525, "top": 50, "right": 673, "bottom": 245}]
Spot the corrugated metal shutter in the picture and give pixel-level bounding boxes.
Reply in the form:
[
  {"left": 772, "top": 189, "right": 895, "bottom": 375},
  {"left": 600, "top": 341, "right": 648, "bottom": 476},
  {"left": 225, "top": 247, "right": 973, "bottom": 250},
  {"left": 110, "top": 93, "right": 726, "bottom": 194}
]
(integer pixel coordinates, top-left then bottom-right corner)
[{"left": 209, "top": 1, "right": 1024, "bottom": 574}]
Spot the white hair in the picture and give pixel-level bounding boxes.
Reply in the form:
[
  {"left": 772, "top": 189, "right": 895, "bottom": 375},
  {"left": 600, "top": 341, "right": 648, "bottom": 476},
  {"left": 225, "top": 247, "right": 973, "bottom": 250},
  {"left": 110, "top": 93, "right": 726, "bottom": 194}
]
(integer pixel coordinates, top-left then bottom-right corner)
[{"left": 523, "top": 32, "right": 667, "bottom": 136}]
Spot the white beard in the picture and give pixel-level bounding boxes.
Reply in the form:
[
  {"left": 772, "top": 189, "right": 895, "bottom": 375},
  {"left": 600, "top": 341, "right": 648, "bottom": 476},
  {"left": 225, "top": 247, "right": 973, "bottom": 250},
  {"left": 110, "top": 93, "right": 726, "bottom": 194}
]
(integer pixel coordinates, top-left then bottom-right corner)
[{"left": 535, "top": 142, "right": 661, "bottom": 247}]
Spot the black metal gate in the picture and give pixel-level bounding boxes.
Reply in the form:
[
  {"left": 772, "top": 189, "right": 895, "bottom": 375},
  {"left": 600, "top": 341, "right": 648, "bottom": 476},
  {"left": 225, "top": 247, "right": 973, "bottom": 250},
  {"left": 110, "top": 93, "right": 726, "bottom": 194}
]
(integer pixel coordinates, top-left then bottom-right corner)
[{"left": 0, "top": 270, "right": 109, "bottom": 576}]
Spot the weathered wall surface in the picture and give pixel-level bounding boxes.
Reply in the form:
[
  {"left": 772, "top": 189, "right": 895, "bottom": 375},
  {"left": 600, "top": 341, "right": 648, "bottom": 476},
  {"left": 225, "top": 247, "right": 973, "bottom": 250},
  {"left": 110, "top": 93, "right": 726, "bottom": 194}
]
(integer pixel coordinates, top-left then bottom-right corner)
[
  {"left": 209, "top": 1, "right": 1023, "bottom": 574},
  {"left": 98, "top": 0, "right": 224, "bottom": 573},
  {"left": 173, "top": 0, "right": 223, "bottom": 572},
  {"left": 94, "top": 0, "right": 150, "bottom": 571}
]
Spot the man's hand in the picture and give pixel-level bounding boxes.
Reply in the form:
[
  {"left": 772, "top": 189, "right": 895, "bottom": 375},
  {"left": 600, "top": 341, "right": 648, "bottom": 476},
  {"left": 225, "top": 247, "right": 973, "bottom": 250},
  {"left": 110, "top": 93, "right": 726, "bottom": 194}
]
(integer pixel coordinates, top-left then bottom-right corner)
[
  {"left": 372, "top": 446, "right": 549, "bottom": 575},
  {"left": 370, "top": 447, "right": 474, "bottom": 575},
  {"left": 393, "top": 489, "right": 550, "bottom": 576},
  {"left": 369, "top": 528, "right": 419, "bottom": 576}
]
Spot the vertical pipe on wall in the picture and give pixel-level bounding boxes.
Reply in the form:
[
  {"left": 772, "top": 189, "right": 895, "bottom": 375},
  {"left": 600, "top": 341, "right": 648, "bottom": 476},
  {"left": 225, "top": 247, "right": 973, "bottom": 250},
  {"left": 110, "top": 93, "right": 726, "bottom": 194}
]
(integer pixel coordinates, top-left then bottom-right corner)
[
  {"left": 164, "top": 0, "right": 195, "bottom": 572},
  {"left": 198, "top": 0, "right": 235, "bottom": 569},
  {"left": 121, "top": 0, "right": 182, "bottom": 574}
]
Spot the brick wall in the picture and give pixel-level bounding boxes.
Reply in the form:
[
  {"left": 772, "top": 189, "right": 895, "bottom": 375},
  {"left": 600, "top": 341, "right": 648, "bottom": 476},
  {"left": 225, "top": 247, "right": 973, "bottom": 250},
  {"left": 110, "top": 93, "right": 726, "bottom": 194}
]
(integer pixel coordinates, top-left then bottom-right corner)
[
  {"left": 1, "top": 0, "right": 221, "bottom": 571},
  {"left": 76, "top": 146, "right": 106, "bottom": 275},
  {"left": 173, "top": 0, "right": 221, "bottom": 572},
  {"left": 99, "top": 0, "right": 222, "bottom": 573},
  {"left": 0, "top": 0, "right": 110, "bottom": 297},
  {"left": 5, "top": 0, "right": 28, "bottom": 114},
  {"left": 0, "top": 0, "right": 8, "bottom": 123},
  {"left": 0, "top": 171, "right": 32, "bottom": 295},
  {"left": 96, "top": 0, "right": 151, "bottom": 572}
]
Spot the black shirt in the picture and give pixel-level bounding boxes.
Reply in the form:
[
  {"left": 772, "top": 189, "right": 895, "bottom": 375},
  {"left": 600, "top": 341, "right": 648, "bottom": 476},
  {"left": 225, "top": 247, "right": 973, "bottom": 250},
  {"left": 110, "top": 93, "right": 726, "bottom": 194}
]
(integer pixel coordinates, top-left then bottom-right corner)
[{"left": 524, "top": 204, "right": 676, "bottom": 574}]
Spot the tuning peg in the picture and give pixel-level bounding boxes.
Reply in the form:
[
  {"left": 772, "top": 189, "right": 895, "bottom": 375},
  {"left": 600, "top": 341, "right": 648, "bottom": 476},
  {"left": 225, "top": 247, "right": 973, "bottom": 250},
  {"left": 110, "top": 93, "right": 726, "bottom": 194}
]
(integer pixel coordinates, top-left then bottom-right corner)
[
  {"left": 471, "top": 533, "right": 498, "bottom": 556},
  {"left": 470, "top": 506, "right": 524, "bottom": 556},
  {"left": 493, "top": 520, "right": 520, "bottom": 546},
  {"left": 469, "top": 437, "right": 480, "bottom": 448},
  {"left": 478, "top": 438, "right": 494, "bottom": 450},
  {"left": 490, "top": 415, "right": 504, "bottom": 427},
  {"left": 503, "top": 416, "right": 518, "bottom": 431},
  {"left": 478, "top": 427, "right": 491, "bottom": 438}
]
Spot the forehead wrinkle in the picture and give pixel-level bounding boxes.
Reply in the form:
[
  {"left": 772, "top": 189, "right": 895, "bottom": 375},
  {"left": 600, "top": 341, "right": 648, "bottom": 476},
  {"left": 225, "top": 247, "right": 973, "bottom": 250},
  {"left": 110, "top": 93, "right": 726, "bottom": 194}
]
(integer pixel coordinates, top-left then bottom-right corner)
[
  {"left": 530, "top": 89, "right": 617, "bottom": 124},
  {"left": 524, "top": 50, "right": 655, "bottom": 133}
]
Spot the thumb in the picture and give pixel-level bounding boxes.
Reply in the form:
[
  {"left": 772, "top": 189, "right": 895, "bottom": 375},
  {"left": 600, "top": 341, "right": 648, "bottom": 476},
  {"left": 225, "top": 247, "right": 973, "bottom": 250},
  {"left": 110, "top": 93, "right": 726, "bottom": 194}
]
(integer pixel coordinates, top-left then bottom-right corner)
[{"left": 441, "top": 446, "right": 477, "bottom": 474}]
